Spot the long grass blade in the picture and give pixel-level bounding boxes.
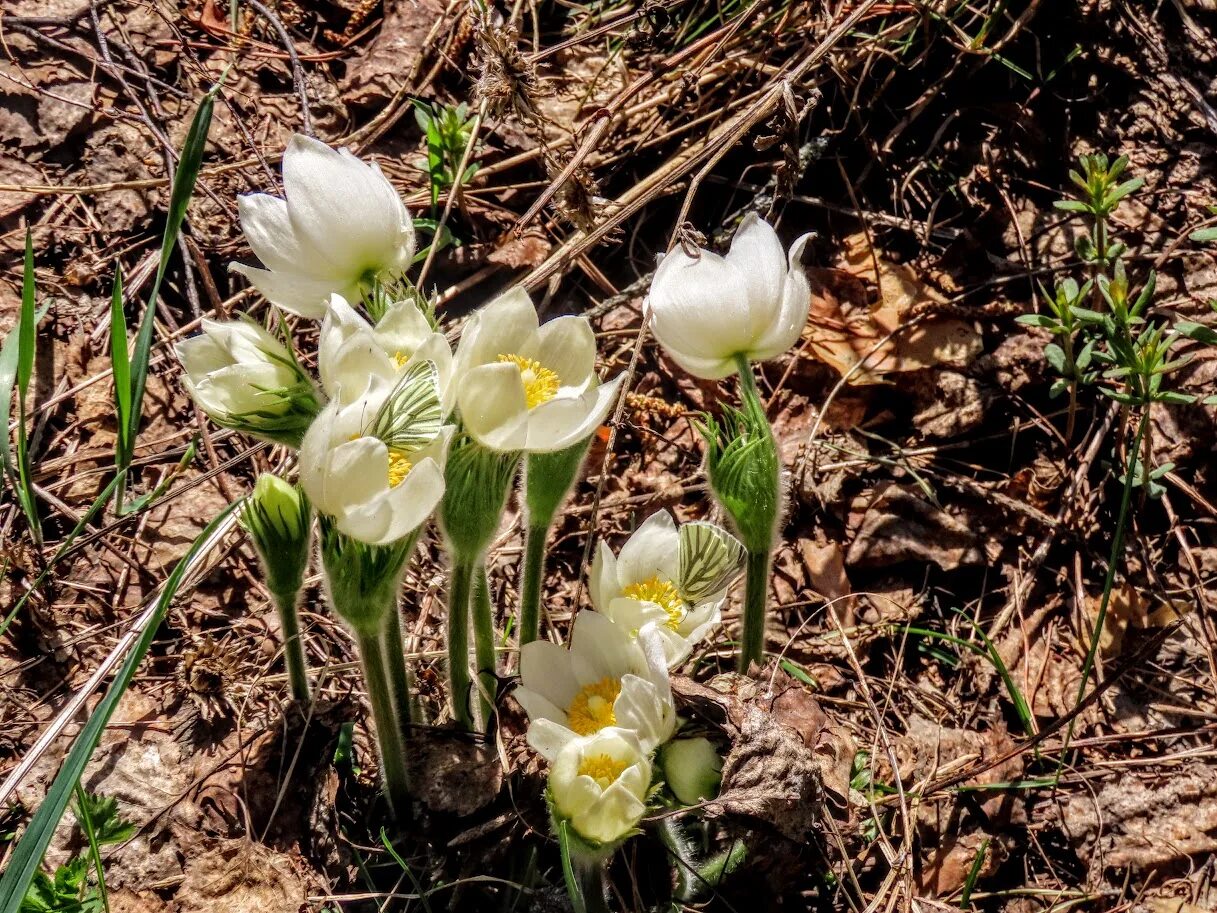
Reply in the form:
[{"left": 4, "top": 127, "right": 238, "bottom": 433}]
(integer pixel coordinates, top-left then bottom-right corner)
[
  {"left": 109, "top": 268, "right": 130, "bottom": 452},
  {"left": 0, "top": 499, "right": 238, "bottom": 913},
  {"left": 15, "top": 230, "right": 41, "bottom": 543},
  {"left": 117, "top": 87, "right": 217, "bottom": 499}
]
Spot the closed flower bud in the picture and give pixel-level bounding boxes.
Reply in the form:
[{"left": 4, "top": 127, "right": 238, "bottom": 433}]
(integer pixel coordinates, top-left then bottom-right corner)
[
  {"left": 549, "top": 728, "right": 651, "bottom": 849},
  {"left": 591, "top": 511, "right": 744, "bottom": 667},
  {"left": 241, "top": 474, "right": 312, "bottom": 597},
  {"left": 453, "top": 287, "right": 623, "bottom": 453},
  {"left": 300, "top": 362, "right": 453, "bottom": 546},
  {"left": 231, "top": 135, "right": 415, "bottom": 319},
  {"left": 660, "top": 737, "right": 723, "bottom": 806},
  {"left": 647, "top": 214, "right": 812, "bottom": 379},
  {"left": 176, "top": 317, "right": 319, "bottom": 447}
]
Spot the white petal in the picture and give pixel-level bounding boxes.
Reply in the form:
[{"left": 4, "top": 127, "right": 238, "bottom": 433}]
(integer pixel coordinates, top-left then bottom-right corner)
[
  {"left": 603, "top": 597, "right": 668, "bottom": 633},
  {"left": 649, "top": 247, "right": 752, "bottom": 362},
  {"left": 454, "top": 286, "right": 540, "bottom": 376},
  {"left": 373, "top": 456, "right": 445, "bottom": 543},
  {"left": 229, "top": 263, "right": 343, "bottom": 320},
  {"left": 525, "top": 718, "right": 577, "bottom": 762},
  {"left": 522, "top": 374, "right": 622, "bottom": 453},
  {"left": 749, "top": 232, "right": 813, "bottom": 361},
  {"left": 589, "top": 541, "right": 618, "bottom": 612},
  {"left": 237, "top": 193, "right": 328, "bottom": 278},
  {"left": 572, "top": 785, "right": 644, "bottom": 844},
  {"left": 659, "top": 346, "right": 739, "bottom": 380},
  {"left": 723, "top": 213, "right": 787, "bottom": 338},
  {"left": 376, "top": 299, "right": 435, "bottom": 354},
  {"left": 534, "top": 316, "right": 596, "bottom": 389},
  {"left": 282, "top": 135, "right": 412, "bottom": 279},
  {"left": 458, "top": 362, "right": 530, "bottom": 451},
  {"left": 298, "top": 405, "right": 340, "bottom": 513},
  {"left": 519, "top": 640, "right": 580, "bottom": 709},
  {"left": 614, "top": 675, "right": 674, "bottom": 752},
  {"left": 617, "top": 510, "right": 680, "bottom": 586},
  {"left": 570, "top": 611, "right": 644, "bottom": 684}
]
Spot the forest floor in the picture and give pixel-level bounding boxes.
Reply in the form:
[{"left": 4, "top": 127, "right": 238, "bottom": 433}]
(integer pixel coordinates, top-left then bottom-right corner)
[{"left": 2, "top": 1, "right": 1217, "bottom": 911}]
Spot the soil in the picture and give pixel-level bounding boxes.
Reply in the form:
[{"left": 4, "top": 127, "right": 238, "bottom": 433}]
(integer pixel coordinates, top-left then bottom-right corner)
[{"left": 2, "top": 1, "right": 1216, "bottom": 912}]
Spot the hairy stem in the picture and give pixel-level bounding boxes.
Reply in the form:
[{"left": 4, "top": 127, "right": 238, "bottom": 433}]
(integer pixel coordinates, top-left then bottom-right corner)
[
  {"left": 472, "top": 559, "right": 497, "bottom": 733},
  {"left": 447, "top": 558, "right": 475, "bottom": 730},
  {"left": 380, "top": 605, "right": 416, "bottom": 729},
  {"left": 519, "top": 521, "right": 550, "bottom": 647},
  {"left": 355, "top": 628, "right": 411, "bottom": 816},
  {"left": 272, "top": 588, "right": 310, "bottom": 704},
  {"left": 739, "top": 548, "right": 772, "bottom": 673}
]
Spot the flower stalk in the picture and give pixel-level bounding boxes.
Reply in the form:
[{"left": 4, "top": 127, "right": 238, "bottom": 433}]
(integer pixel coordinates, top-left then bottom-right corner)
[
  {"left": 319, "top": 518, "right": 417, "bottom": 815},
  {"left": 438, "top": 433, "right": 519, "bottom": 730},
  {"left": 520, "top": 436, "right": 592, "bottom": 645},
  {"left": 740, "top": 548, "right": 772, "bottom": 673}
]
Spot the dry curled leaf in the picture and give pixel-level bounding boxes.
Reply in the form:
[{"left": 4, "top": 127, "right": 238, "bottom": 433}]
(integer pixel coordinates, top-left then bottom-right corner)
[{"left": 805, "top": 233, "right": 982, "bottom": 383}]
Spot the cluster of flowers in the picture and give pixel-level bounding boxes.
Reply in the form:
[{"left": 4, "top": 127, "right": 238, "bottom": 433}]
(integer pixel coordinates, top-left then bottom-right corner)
[{"left": 178, "top": 133, "right": 811, "bottom": 888}]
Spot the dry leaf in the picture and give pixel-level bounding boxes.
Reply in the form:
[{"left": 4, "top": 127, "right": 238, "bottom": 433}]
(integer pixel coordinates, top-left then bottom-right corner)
[{"left": 805, "top": 232, "right": 982, "bottom": 383}]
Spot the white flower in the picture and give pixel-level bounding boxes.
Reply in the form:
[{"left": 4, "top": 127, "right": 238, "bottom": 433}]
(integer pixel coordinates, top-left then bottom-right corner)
[
  {"left": 591, "top": 511, "right": 744, "bottom": 667},
  {"left": 318, "top": 294, "right": 453, "bottom": 411},
  {"left": 647, "top": 214, "right": 813, "bottom": 379},
  {"left": 231, "top": 135, "right": 415, "bottom": 320},
  {"left": 299, "top": 362, "right": 452, "bottom": 545},
  {"left": 516, "top": 610, "right": 676, "bottom": 761},
  {"left": 660, "top": 737, "right": 723, "bottom": 806},
  {"left": 176, "top": 317, "right": 318, "bottom": 445},
  {"left": 452, "top": 287, "right": 623, "bottom": 453},
  {"left": 549, "top": 728, "right": 651, "bottom": 847}
]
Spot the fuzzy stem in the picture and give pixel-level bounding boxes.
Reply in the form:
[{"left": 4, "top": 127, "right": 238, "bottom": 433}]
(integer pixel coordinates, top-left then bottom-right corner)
[
  {"left": 519, "top": 521, "right": 550, "bottom": 647},
  {"left": 447, "top": 558, "right": 475, "bottom": 729},
  {"left": 272, "top": 588, "right": 310, "bottom": 705},
  {"left": 380, "top": 605, "right": 417, "bottom": 728},
  {"left": 574, "top": 856, "right": 612, "bottom": 913},
  {"left": 354, "top": 628, "right": 411, "bottom": 816},
  {"left": 739, "top": 548, "right": 772, "bottom": 673},
  {"left": 472, "top": 559, "right": 497, "bottom": 733}
]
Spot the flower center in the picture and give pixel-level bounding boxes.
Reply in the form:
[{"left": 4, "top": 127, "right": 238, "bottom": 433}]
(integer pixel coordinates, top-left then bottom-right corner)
[
  {"left": 577, "top": 753, "right": 629, "bottom": 790},
  {"left": 391, "top": 351, "right": 410, "bottom": 369},
  {"left": 566, "top": 677, "right": 621, "bottom": 736},
  {"left": 387, "top": 450, "right": 413, "bottom": 488},
  {"left": 497, "top": 354, "right": 560, "bottom": 409},
  {"left": 623, "top": 575, "right": 686, "bottom": 630}
]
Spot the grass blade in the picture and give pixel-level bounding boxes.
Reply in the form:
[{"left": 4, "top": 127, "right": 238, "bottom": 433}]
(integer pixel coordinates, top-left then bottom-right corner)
[
  {"left": 0, "top": 499, "right": 238, "bottom": 913},
  {"left": 109, "top": 267, "right": 130, "bottom": 451},
  {"left": 14, "top": 229, "right": 42, "bottom": 544},
  {"left": 117, "top": 87, "right": 217, "bottom": 503}
]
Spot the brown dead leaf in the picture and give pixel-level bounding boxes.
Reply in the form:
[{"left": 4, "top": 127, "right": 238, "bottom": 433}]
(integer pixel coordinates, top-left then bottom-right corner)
[
  {"left": 407, "top": 728, "right": 503, "bottom": 816},
  {"left": 846, "top": 482, "right": 986, "bottom": 571},
  {"left": 804, "top": 232, "right": 982, "bottom": 384},
  {"left": 487, "top": 232, "right": 553, "bottom": 268},
  {"left": 175, "top": 839, "right": 309, "bottom": 913},
  {"left": 342, "top": 0, "right": 447, "bottom": 108},
  {"left": 1086, "top": 583, "right": 1190, "bottom": 657},
  {"left": 1056, "top": 763, "right": 1217, "bottom": 870}
]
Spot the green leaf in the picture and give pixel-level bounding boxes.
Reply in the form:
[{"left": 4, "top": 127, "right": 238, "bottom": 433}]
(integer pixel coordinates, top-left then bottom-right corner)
[
  {"left": 1053, "top": 200, "right": 1090, "bottom": 213},
  {"left": 1043, "top": 342, "right": 1067, "bottom": 374},
  {"left": 1189, "top": 227, "right": 1217, "bottom": 243},
  {"left": 120, "top": 87, "right": 217, "bottom": 477},
  {"left": 1175, "top": 321, "right": 1217, "bottom": 346},
  {"left": 1015, "top": 314, "right": 1056, "bottom": 329},
  {"left": 14, "top": 231, "right": 41, "bottom": 543},
  {"left": 108, "top": 269, "right": 130, "bottom": 470},
  {"left": 0, "top": 502, "right": 239, "bottom": 913}
]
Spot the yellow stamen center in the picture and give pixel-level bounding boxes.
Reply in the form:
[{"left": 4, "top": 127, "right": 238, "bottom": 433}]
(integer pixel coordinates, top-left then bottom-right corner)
[
  {"left": 497, "top": 354, "right": 560, "bottom": 409},
  {"left": 387, "top": 450, "right": 413, "bottom": 488},
  {"left": 577, "top": 753, "right": 629, "bottom": 790},
  {"left": 623, "top": 575, "right": 686, "bottom": 630},
  {"left": 566, "top": 677, "right": 621, "bottom": 736},
  {"left": 392, "top": 351, "right": 410, "bottom": 369}
]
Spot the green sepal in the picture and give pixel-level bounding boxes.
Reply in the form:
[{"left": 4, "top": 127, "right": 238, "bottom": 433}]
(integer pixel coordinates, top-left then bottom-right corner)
[
  {"left": 524, "top": 434, "right": 592, "bottom": 523},
  {"left": 438, "top": 431, "right": 520, "bottom": 558},
  {"left": 699, "top": 388, "right": 780, "bottom": 554},
  {"left": 241, "top": 474, "right": 312, "bottom": 599},
  {"left": 319, "top": 516, "right": 415, "bottom": 636}
]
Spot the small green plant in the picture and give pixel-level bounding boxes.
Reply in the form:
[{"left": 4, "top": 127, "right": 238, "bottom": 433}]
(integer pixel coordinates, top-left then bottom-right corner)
[
  {"left": 414, "top": 101, "right": 479, "bottom": 212},
  {"left": 19, "top": 792, "right": 134, "bottom": 913}
]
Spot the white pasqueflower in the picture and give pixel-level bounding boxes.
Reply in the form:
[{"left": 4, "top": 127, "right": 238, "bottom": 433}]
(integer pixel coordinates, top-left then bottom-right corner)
[
  {"left": 231, "top": 135, "right": 415, "bottom": 320},
  {"left": 591, "top": 511, "right": 744, "bottom": 667},
  {"left": 647, "top": 214, "right": 813, "bottom": 379},
  {"left": 452, "top": 286, "right": 623, "bottom": 453},
  {"left": 299, "top": 362, "right": 452, "bottom": 545},
  {"left": 516, "top": 610, "right": 676, "bottom": 761},
  {"left": 549, "top": 728, "right": 652, "bottom": 847},
  {"left": 176, "top": 317, "right": 319, "bottom": 445},
  {"left": 318, "top": 294, "right": 453, "bottom": 411}
]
